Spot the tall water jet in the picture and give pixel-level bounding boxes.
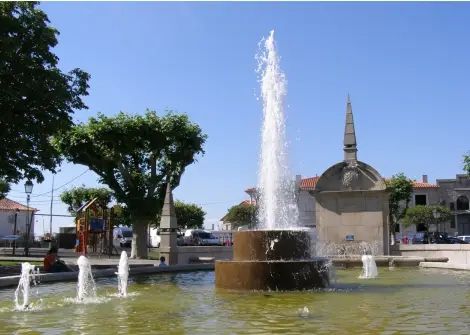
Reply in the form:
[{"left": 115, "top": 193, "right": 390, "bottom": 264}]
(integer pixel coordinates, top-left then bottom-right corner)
[
  {"left": 76, "top": 256, "right": 96, "bottom": 301},
  {"left": 14, "top": 262, "right": 38, "bottom": 310},
  {"left": 257, "top": 30, "right": 298, "bottom": 229},
  {"left": 359, "top": 255, "right": 378, "bottom": 279},
  {"left": 215, "top": 31, "right": 330, "bottom": 291},
  {"left": 116, "top": 251, "right": 129, "bottom": 297}
]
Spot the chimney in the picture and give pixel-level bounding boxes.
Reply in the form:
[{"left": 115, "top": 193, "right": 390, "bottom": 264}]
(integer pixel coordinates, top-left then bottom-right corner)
[{"left": 422, "top": 175, "right": 428, "bottom": 183}]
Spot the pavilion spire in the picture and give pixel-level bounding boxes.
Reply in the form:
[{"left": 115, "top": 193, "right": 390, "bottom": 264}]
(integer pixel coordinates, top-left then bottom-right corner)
[{"left": 343, "top": 95, "right": 358, "bottom": 162}]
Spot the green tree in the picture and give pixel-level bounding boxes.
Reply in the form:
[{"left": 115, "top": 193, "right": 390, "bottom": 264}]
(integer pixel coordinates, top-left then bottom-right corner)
[
  {"left": 403, "top": 205, "right": 452, "bottom": 239},
  {"left": 0, "top": 179, "right": 9, "bottom": 200},
  {"left": 60, "top": 186, "right": 113, "bottom": 216},
  {"left": 224, "top": 203, "right": 257, "bottom": 229},
  {"left": 0, "top": 2, "right": 90, "bottom": 183},
  {"left": 154, "top": 200, "right": 205, "bottom": 229},
  {"left": 54, "top": 111, "right": 207, "bottom": 258},
  {"left": 464, "top": 153, "right": 470, "bottom": 175},
  {"left": 385, "top": 173, "right": 413, "bottom": 244}
]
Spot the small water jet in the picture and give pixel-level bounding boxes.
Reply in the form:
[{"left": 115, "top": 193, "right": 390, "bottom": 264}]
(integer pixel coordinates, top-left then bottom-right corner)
[
  {"left": 14, "top": 262, "right": 39, "bottom": 310},
  {"left": 359, "top": 255, "right": 378, "bottom": 279},
  {"left": 116, "top": 251, "right": 129, "bottom": 297},
  {"left": 298, "top": 306, "right": 310, "bottom": 318},
  {"left": 76, "top": 256, "right": 97, "bottom": 301}
]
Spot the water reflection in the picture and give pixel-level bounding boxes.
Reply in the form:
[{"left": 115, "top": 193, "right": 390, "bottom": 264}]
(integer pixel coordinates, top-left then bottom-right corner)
[{"left": 0, "top": 269, "right": 469, "bottom": 334}]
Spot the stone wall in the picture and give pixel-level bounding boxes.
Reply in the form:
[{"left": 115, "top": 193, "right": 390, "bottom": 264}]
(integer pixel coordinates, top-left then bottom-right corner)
[
  {"left": 316, "top": 191, "right": 389, "bottom": 255},
  {"left": 177, "top": 246, "right": 233, "bottom": 265},
  {"left": 398, "top": 244, "right": 470, "bottom": 264}
]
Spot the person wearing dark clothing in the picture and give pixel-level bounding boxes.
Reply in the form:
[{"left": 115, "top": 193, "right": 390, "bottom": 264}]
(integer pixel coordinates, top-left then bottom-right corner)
[{"left": 43, "top": 246, "right": 72, "bottom": 272}]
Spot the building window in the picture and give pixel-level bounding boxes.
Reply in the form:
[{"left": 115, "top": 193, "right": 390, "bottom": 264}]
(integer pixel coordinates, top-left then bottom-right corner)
[
  {"left": 450, "top": 216, "right": 456, "bottom": 229},
  {"left": 456, "top": 196, "right": 469, "bottom": 211},
  {"left": 415, "top": 194, "right": 427, "bottom": 206},
  {"left": 450, "top": 202, "right": 455, "bottom": 211}
]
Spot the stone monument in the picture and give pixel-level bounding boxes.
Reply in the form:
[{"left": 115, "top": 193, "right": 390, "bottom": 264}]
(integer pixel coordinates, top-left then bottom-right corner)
[
  {"left": 313, "top": 97, "right": 390, "bottom": 255},
  {"left": 159, "top": 182, "right": 179, "bottom": 265}
]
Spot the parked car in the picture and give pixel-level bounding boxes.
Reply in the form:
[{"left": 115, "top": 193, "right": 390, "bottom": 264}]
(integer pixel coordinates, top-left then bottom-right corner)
[
  {"left": 457, "top": 235, "right": 470, "bottom": 243},
  {"left": 447, "top": 236, "right": 469, "bottom": 244},
  {"left": 113, "top": 227, "right": 133, "bottom": 247},
  {"left": 183, "top": 230, "right": 220, "bottom": 246},
  {"left": 412, "top": 232, "right": 451, "bottom": 244}
]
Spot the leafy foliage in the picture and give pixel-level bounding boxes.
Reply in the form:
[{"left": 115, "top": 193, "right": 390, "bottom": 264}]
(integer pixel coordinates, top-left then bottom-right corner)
[
  {"left": 0, "top": 2, "right": 90, "bottom": 183},
  {"left": 154, "top": 200, "right": 205, "bottom": 229},
  {"left": 54, "top": 111, "right": 207, "bottom": 257},
  {"left": 403, "top": 205, "right": 452, "bottom": 232},
  {"left": 464, "top": 153, "right": 470, "bottom": 175},
  {"left": 385, "top": 173, "right": 413, "bottom": 234},
  {"left": 224, "top": 203, "right": 257, "bottom": 229},
  {"left": 111, "top": 204, "right": 131, "bottom": 227},
  {"left": 0, "top": 179, "right": 10, "bottom": 200},
  {"left": 60, "top": 186, "right": 113, "bottom": 215},
  {"left": 173, "top": 200, "right": 206, "bottom": 229}
]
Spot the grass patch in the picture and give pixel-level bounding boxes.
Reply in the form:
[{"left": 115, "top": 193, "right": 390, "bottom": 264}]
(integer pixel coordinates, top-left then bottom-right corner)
[
  {"left": 0, "top": 261, "right": 42, "bottom": 266},
  {"left": 148, "top": 249, "right": 160, "bottom": 260}
]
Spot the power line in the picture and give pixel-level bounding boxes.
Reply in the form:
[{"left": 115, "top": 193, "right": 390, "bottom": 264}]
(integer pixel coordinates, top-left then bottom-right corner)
[{"left": 32, "top": 169, "right": 90, "bottom": 198}]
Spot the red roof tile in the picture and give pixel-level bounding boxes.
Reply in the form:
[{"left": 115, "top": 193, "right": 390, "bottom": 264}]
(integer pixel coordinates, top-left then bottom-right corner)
[
  {"left": 412, "top": 181, "right": 439, "bottom": 189},
  {"left": 0, "top": 198, "right": 37, "bottom": 211},
  {"left": 300, "top": 176, "right": 319, "bottom": 190},
  {"left": 246, "top": 176, "right": 320, "bottom": 193}
]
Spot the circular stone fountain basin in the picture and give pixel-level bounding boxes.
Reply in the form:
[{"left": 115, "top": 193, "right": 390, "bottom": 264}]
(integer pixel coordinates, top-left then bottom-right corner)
[{"left": 215, "top": 230, "right": 329, "bottom": 290}]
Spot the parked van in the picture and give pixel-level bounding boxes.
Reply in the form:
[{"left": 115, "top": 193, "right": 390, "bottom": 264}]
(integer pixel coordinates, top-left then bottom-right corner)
[
  {"left": 183, "top": 229, "right": 220, "bottom": 246},
  {"left": 149, "top": 228, "right": 161, "bottom": 248},
  {"left": 113, "top": 226, "right": 133, "bottom": 247}
]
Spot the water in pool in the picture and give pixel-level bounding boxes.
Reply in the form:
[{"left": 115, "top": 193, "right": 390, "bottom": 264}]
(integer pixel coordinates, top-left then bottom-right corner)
[{"left": 0, "top": 268, "right": 469, "bottom": 334}]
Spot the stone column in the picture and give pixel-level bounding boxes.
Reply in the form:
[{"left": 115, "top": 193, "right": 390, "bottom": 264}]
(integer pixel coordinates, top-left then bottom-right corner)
[{"left": 159, "top": 182, "right": 179, "bottom": 265}]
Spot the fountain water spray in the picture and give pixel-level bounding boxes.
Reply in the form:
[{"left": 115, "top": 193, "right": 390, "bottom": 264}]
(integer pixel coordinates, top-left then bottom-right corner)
[
  {"left": 116, "top": 251, "right": 129, "bottom": 297},
  {"left": 359, "top": 255, "right": 378, "bottom": 279},
  {"left": 256, "top": 30, "right": 298, "bottom": 229},
  {"left": 76, "top": 256, "right": 96, "bottom": 301},
  {"left": 14, "top": 262, "right": 39, "bottom": 310}
]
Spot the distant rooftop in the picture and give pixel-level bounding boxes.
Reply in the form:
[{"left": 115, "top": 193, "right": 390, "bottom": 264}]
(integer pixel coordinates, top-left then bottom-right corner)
[{"left": 0, "top": 198, "right": 38, "bottom": 211}]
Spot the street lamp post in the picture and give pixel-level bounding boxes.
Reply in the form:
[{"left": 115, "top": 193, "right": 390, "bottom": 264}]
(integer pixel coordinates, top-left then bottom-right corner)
[
  {"left": 24, "top": 180, "right": 33, "bottom": 256},
  {"left": 12, "top": 208, "right": 19, "bottom": 256}
]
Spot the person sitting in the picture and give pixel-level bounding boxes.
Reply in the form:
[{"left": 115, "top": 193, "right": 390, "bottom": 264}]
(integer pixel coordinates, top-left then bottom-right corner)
[
  {"left": 43, "top": 246, "right": 72, "bottom": 272},
  {"left": 158, "top": 256, "right": 168, "bottom": 267}
]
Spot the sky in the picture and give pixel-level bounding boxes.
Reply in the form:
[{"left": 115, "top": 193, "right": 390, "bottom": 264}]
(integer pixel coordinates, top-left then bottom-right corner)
[{"left": 7, "top": 2, "right": 470, "bottom": 235}]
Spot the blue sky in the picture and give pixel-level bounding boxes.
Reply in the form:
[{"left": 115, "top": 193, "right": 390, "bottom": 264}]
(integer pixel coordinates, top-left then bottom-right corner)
[{"left": 8, "top": 2, "right": 470, "bottom": 234}]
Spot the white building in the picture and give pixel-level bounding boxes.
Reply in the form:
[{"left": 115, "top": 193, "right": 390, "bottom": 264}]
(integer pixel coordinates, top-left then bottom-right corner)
[{"left": 0, "top": 198, "right": 36, "bottom": 238}]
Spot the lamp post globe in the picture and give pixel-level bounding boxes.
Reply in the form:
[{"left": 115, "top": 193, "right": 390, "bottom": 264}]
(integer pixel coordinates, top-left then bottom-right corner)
[{"left": 24, "top": 180, "right": 33, "bottom": 195}]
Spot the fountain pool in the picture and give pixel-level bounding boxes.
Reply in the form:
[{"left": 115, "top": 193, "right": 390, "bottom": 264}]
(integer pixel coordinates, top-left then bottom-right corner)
[{"left": 1, "top": 268, "right": 469, "bottom": 334}]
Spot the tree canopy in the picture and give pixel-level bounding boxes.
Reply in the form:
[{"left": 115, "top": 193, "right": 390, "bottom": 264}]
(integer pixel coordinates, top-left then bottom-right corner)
[
  {"left": 153, "top": 200, "right": 205, "bottom": 229},
  {"left": 464, "top": 153, "right": 470, "bottom": 175},
  {"left": 224, "top": 203, "right": 257, "bottom": 229},
  {"left": 403, "top": 205, "right": 452, "bottom": 233},
  {"left": 0, "top": 2, "right": 90, "bottom": 183},
  {"left": 0, "top": 179, "right": 9, "bottom": 200},
  {"left": 60, "top": 186, "right": 113, "bottom": 216},
  {"left": 54, "top": 111, "right": 207, "bottom": 258},
  {"left": 385, "top": 173, "right": 413, "bottom": 239}
]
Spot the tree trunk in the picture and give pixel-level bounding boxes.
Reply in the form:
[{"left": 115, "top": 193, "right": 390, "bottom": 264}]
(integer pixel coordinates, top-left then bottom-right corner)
[{"left": 131, "top": 218, "right": 149, "bottom": 259}]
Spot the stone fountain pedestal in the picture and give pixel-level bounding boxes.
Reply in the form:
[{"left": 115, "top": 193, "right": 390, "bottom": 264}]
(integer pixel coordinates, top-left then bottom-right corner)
[{"left": 215, "top": 230, "right": 329, "bottom": 290}]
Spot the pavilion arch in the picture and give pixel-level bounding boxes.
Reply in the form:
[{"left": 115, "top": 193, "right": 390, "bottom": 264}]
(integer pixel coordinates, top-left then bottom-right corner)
[{"left": 456, "top": 195, "right": 469, "bottom": 211}]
